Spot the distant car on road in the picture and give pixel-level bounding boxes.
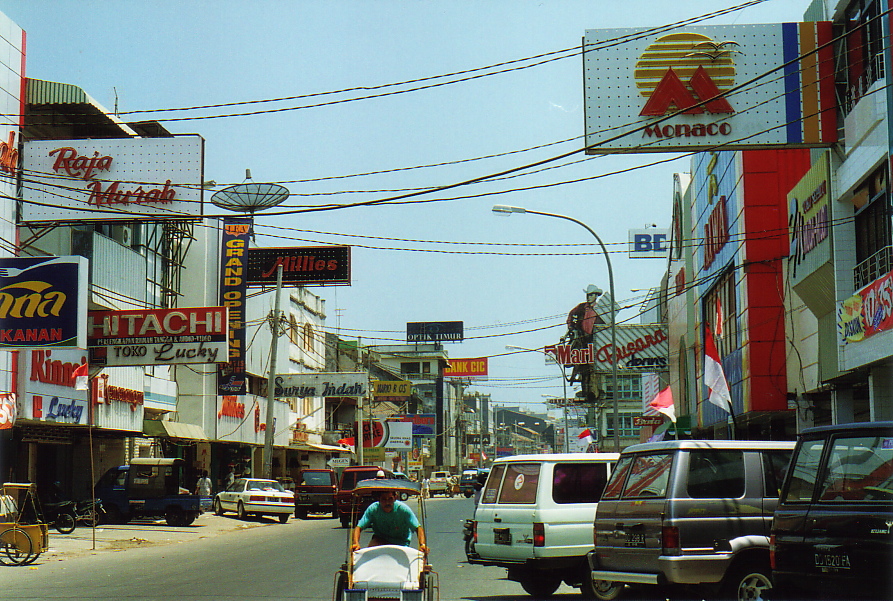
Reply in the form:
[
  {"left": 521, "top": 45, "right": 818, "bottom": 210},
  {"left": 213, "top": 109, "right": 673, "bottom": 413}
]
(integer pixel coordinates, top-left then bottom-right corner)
[
  {"left": 335, "top": 466, "right": 393, "bottom": 528},
  {"left": 295, "top": 469, "right": 337, "bottom": 519},
  {"left": 213, "top": 478, "right": 294, "bottom": 523},
  {"left": 428, "top": 471, "right": 453, "bottom": 497}
]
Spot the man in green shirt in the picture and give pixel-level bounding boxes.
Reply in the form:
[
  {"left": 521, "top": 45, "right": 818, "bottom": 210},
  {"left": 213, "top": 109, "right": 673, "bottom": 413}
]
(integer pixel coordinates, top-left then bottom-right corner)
[{"left": 351, "top": 490, "right": 428, "bottom": 554}]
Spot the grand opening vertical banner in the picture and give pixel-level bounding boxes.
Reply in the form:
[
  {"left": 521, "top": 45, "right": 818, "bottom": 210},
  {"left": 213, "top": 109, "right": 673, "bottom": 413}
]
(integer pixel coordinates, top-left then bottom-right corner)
[{"left": 218, "top": 218, "right": 252, "bottom": 395}]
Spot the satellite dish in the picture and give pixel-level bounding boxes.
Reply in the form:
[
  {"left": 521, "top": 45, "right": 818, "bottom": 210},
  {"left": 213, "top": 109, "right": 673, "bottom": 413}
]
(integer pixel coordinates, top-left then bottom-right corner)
[{"left": 210, "top": 182, "right": 290, "bottom": 213}]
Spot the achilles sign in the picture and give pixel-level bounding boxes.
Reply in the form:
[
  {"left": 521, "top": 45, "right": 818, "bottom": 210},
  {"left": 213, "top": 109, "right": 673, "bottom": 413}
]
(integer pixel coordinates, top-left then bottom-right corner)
[
  {"left": 21, "top": 137, "right": 204, "bottom": 222},
  {"left": 583, "top": 23, "right": 836, "bottom": 153}
]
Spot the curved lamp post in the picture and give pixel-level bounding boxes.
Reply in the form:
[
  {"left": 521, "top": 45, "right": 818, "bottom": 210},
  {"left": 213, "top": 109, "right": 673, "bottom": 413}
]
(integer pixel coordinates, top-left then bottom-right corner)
[
  {"left": 493, "top": 205, "right": 619, "bottom": 453},
  {"left": 505, "top": 345, "right": 570, "bottom": 453}
]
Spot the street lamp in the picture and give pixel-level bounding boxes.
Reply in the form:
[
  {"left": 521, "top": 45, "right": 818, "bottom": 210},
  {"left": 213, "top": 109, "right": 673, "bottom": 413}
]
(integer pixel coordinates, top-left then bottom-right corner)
[
  {"left": 493, "top": 204, "right": 619, "bottom": 453},
  {"left": 506, "top": 345, "right": 570, "bottom": 453}
]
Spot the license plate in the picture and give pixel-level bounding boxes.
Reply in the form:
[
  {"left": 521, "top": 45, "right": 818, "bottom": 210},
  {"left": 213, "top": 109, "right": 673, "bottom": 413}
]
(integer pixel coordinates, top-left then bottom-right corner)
[
  {"left": 625, "top": 532, "right": 646, "bottom": 547},
  {"left": 494, "top": 528, "right": 511, "bottom": 545}
]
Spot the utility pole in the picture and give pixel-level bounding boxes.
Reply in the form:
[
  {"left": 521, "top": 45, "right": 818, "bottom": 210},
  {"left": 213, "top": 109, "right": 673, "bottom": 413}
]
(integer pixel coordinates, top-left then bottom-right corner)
[{"left": 262, "top": 265, "right": 283, "bottom": 480}]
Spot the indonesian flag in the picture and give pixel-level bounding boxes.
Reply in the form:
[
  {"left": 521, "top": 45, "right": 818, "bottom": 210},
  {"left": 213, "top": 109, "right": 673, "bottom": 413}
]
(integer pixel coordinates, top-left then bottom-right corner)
[
  {"left": 704, "top": 325, "right": 732, "bottom": 411},
  {"left": 647, "top": 386, "right": 676, "bottom": 423},
  {"left": 578, "top": 428, "right": 593, "bottom": 444},
  {"left": 72, "top": 363, "right": 89, "bottom": 391}
]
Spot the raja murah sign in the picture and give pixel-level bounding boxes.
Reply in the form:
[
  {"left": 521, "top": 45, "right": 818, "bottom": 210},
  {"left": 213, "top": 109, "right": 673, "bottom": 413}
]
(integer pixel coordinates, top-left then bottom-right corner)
[{"left": 583, "top": 23, "right": 836, "bottom": 153}]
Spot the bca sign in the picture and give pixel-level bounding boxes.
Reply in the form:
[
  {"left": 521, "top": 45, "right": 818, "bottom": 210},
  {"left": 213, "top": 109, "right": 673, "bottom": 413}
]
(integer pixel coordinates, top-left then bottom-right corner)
[{"left": 583, "top": 23, "right": 836, "bottom": 153}]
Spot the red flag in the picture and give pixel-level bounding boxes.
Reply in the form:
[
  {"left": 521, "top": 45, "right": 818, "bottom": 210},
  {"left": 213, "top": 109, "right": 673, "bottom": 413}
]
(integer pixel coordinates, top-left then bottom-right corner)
[
  {"left": 648, "top": 386, "right": 676, "bottom": 422},
  {"left": 72, "top": 363, "right": 89, "bottom": 391},
  {"left": 704, "top": 325, "right": 731, "bottom": 411}
]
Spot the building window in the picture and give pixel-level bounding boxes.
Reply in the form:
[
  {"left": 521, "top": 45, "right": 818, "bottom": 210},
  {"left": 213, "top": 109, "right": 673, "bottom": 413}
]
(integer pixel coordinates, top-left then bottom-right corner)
[
  {"left": 604, "top": 374, "right": 642, "bottom": 400},
  {"left": 400, "top": 362, "right": 420, "bottom": 374},
  {"left": 853, "top": 164, "right": 893, "bottom": 288},
  {"left": 605, "top": 413, "right": 638, "bottom": 438},
  {"left": 704, "top": 269, "right": 738, "bottom": 358},
  {"left": 303, "top": 323, "right": 314, "bottom": 352},
  {"left": 836, "top": 0, "right": 885, "bottom": 116},
  {"left": 289, "top": 315, "right": 299, "bottom": 345}
]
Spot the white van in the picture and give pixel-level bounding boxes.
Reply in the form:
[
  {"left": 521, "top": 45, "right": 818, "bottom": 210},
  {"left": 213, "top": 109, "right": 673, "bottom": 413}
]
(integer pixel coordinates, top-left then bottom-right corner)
[{"left": 467, "top": 452, "right": 619, "bottom": 597}]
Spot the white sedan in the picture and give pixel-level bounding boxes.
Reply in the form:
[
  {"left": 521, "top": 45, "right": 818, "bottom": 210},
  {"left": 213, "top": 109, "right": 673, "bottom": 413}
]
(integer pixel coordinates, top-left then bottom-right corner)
[{"left": 213, "top": 478, "right": 294, "bottom": 523}]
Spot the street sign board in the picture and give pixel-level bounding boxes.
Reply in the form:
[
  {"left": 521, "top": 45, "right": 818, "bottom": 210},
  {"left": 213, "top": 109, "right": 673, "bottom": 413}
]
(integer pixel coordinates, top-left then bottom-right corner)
[{"left": 327, "top": 457, "right": 351, "bottom": 468}]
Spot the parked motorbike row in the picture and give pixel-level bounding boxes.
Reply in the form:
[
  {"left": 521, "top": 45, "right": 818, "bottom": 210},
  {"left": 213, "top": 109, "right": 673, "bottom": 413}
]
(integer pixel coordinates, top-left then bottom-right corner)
[{"left": 31, "top": 498, "right": 104, "bottom": 534}]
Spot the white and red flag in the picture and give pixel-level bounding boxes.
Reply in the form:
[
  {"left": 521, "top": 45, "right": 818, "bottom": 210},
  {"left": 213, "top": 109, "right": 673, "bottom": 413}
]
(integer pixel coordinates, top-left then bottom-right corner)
[
  {"left": 647, "top": 386, "right": 676, "bottom": 423},
  {"left": 72, "top": 363, "right": 89, "bottom": 391},
  {"left": 703, "top": 325, "right": 732, "bottom": 411},
  {"left": 577, "top": 428, "right": 593, "bottom": 444}
]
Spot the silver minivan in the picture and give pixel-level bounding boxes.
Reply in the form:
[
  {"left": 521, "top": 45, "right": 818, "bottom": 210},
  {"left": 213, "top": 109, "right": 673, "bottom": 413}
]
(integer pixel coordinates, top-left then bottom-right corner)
[
  {"left": 468, "top": 452, "right": 618, "bottom": 597},
  {"left": 588, "top": 440, "right": 794, "bottom": 601}
]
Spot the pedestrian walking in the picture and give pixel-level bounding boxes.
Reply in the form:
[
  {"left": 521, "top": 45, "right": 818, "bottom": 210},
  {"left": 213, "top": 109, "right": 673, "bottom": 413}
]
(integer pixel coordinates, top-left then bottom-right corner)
[{"left": 195, "top": 470, "right": 213, "bottom": 496}]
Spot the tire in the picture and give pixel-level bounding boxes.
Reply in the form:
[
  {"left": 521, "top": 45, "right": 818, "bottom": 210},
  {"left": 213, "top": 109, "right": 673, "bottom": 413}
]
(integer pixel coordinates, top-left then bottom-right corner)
[
  {"left": 55, "top": 511, "right": 77, "bottom": 534},
  {"left": 340, "top": 514, "right": 350, "bottom": 528},
  {"left": 722, "top": 563, "right": 773, "bottom": 601},
  {"left": 295, "top": 508, "right": 308, "bottom": 519},
  {"left": 519, "top": 574, "right": 562, "bottom": 598},
  {"left": 278, "top": 513, "right": 289, "bottom": 524},
  {"left": 237, "top": 502, "right": 248, "bottom": 520},
  {"left": 185, "top": 512, "right": 198, "bottom": 526},
  {"left": 80, "top": 509, "right": 99, "bottom": 528},
  {"left": 464, "top": 491, "right": 473, "bottom": 498},
  {"left": 331, "top": 507, "right": 338, "bottom": 519},
  {"left": 588, "top": 579, "right": 624, "bottom": 601},
  {"left": 165, "top": 506, "right": 189, "bottom": 527},
  {"left": 399, "top": 492, "right": 409, "bottom": 501},
  {"left": 0, "top": 528, "right": 33, "bottom": 566},
  {"left": 213, "top": 499, "right": 224, "bottom": 516},
  {"left": 464, "top": 536, "right": 474, "bottom": 558}
]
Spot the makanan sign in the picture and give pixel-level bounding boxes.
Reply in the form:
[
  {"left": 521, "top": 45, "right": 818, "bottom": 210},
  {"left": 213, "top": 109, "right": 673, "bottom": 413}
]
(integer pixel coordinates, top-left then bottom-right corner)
[
  {"left": 583, "top": 23, "right": 836, "bottom": 153},
  {"left": 21, "top": 137, "right": 204, "bottom": 222}
]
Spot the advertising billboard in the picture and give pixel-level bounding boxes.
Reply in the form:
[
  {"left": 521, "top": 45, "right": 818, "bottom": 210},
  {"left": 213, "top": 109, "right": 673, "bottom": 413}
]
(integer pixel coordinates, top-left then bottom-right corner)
[
  {"left": 583, "top": 23, "right": 836, "bottom": 153},
  {"left": 0, "top": 256, "right": 88, "bottom": 348},
  {"left": 274, "top": 372, "right": 368, "bottom": 397},
  {"left": 443, "top": 357, "right": 488, "bottom": 377},
  {"left": 87, "top": 306, "right": 228, "bottom": 367},
  {"left": 406, "top": 321, "right": 463, "bottom": 342},
  {"left": 22, "top": 136, "right": 204, "bottom": 222},
  {"left": 218, "top": 218, "right": 251, "bottom": 395},
  {"left": 590, "top": 324, "right": 669, "bottom": 373},
  {"left": 245, "top": 246, "right": 351, "bottom": 286}
]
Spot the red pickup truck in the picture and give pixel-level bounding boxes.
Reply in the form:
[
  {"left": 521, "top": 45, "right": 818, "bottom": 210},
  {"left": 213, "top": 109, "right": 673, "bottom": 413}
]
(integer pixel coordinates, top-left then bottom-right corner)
[{"left": 334, "top": 465, "right": 392, "bottom": 528}]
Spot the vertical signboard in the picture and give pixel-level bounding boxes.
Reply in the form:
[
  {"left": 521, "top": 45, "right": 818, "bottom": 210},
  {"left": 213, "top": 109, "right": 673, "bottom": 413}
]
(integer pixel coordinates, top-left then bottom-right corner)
[{"left": 218, "top": 218, "right": 251, "bottom": 395}]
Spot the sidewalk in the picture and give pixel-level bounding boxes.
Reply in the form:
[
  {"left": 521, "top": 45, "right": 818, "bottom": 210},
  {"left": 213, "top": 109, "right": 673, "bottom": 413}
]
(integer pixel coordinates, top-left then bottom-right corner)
[{"left": 36, "top": 512, "right": 272, "bottom": 561}]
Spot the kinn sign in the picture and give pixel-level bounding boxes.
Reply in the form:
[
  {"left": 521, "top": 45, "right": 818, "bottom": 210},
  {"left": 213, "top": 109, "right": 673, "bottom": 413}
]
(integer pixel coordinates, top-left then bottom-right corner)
[{"left": 583, "top": 23, "right": 835, "bottom": 153}]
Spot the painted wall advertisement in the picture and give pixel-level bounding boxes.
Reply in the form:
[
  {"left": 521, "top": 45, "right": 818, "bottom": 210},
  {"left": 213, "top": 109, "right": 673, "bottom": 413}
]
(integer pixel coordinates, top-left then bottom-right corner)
[{"left": 0, "top": 256, "right": 88, "bottom": 349}]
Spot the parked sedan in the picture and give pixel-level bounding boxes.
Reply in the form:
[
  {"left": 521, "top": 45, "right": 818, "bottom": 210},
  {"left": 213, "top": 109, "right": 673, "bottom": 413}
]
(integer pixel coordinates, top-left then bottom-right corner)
[{"left": 213, "top": 478, "right": 294, "bottom": 523}]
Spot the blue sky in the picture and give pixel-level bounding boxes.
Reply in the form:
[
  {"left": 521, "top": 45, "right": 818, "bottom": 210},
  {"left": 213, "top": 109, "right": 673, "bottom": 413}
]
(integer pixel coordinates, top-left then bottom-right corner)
[{"left": 2, "top": 0, "right": 814, "bottom": 412}]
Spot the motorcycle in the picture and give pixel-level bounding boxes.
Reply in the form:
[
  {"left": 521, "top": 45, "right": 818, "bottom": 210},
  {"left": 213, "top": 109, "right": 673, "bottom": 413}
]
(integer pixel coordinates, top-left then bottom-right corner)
[
  {"left": 75, "top": 498, "right": 104, "bottom": 527},
  {"left": 41, "top": 500, "right": 77, "bottom": 534}
]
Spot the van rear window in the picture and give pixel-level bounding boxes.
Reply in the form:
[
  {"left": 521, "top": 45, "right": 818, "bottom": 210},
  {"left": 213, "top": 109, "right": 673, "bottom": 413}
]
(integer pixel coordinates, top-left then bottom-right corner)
[
  {"left": 552, "top": 462, "right": 610, "bottom": 504},
  {"left": 622, "top": 453, "right": 673, "bottom": 498},
  {"left": 497, "top": 463, "right": 540, "bottom": 504}
]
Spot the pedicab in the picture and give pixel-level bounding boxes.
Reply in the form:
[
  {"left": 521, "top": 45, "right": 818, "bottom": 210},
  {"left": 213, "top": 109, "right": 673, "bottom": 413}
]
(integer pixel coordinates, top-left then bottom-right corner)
[
  {"left": 333, "top": 479, "right": 439, "bottom": 601},
  {"left": 0, "top": 483, "right": 49, "bottom": 566}
]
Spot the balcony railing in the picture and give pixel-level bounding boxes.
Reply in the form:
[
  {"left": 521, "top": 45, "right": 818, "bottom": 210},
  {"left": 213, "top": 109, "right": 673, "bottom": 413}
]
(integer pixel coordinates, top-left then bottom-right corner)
[{"left": 855, "top": 245, "right": 893, "bottom": 289}]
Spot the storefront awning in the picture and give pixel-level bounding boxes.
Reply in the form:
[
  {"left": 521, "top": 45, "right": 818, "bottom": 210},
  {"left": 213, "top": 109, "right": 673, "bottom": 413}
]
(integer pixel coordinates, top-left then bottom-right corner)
[
  {"left": 293, "top": 442, "right": 353, "bottom": 454},
  {"left": 143, "top": 419, "right": 209, "bottom": 441}
]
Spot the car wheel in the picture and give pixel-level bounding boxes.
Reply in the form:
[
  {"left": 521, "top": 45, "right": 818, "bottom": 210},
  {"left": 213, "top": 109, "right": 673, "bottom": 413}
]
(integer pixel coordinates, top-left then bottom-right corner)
[
  {"left": 165, "top": 506, "right": 189, "bottom": 527},
  {"left": 399, "top": 492, "right": 409, "bottom": 501},
  {"left": 340, "top": 514, "right": 350, "bottom": 528},
  {"left": 587, "top": 579, "right": 624, "bottom": 601},
  {"left": 722, "top": 563, "right": 773, "bottom": 601},
  {"left": 237, "top": 501, "right": 249, "bottom": 520},
  {"left": 331, "top": 507, "right": 338, "bottom": 519},
  {"left": 279, "top": 513, "right": 289, "bottom": 524},
  {"left": 519, "top": 574, "right": 561, "bottom": 598},
  {"left": 213, "top": 499, "right": 224, "bottom": 516},
  {"left": 464, "top": 491, "right": 472, "bottom": 498},
  {"left": 295, "top": 508, "right": 308, "bottom": 519}
]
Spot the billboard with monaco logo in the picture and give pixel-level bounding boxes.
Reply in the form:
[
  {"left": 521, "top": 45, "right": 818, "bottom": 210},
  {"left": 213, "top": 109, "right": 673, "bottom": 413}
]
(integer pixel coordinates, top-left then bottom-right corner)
[{"left": 583, "top": 23, "right": 836, "bottom": 153}]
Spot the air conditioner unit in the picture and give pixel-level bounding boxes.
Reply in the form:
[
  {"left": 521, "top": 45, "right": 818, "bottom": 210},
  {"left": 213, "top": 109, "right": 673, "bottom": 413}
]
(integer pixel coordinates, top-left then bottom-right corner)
[{"left": 111, "top": 225, "right": 132, "bottom": 247}]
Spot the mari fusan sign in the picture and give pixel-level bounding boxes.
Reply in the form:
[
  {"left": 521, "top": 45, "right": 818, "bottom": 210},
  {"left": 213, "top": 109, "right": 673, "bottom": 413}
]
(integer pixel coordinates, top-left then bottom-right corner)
[
  {"left": 88, "top": 306, "right": 228, "bottom": 367},
  {"left": 583, "top": 23, "right": 836, "bottom": 153},
  {"left": 21, "top": 137, "right": 204, "bottom": 222}
]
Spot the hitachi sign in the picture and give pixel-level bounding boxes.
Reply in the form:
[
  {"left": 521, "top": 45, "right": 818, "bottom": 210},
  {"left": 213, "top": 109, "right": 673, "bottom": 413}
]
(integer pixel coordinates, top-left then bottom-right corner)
[{"left": 544, "top": 343, "right": 594, "bottom": 366}]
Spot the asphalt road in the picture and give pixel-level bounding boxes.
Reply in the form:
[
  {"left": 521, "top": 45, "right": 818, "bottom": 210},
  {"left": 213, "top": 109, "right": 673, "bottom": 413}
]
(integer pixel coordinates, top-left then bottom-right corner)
[{"left": 0, "top": 496, "right": 586, "bottom": 601}]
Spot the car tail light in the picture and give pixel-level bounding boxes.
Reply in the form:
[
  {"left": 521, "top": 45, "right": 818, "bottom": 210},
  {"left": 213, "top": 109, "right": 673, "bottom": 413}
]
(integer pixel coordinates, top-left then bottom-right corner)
[
  {"left": 249, "top": 495, "right": 265, "bottom": 502},
  {"left": 473, "top": 521, "right": 478, "bottom": 543},
  {"left": 661, "top": 525, "right": 680, "bottom": 555},
  {"left": 533, "top": 522, "right": 545, "bottom": 547},
  {"left": 770, "top": 533, "right": 776, "bottom": 569}
]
